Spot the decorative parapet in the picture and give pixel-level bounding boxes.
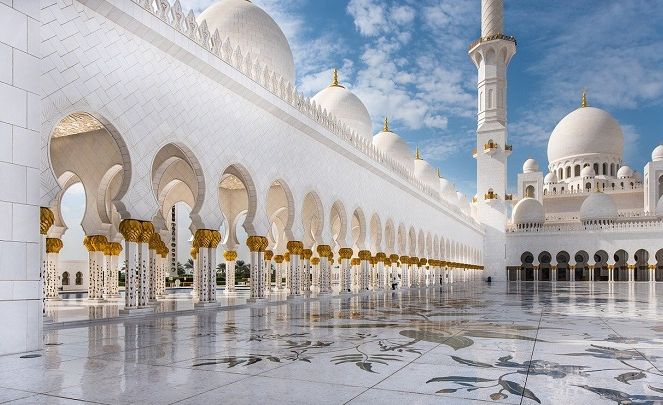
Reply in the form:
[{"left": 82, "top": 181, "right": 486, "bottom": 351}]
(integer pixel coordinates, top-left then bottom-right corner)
[
  {"left": 468, "top": 33, "right": 517, "bottom": 51},
  {"left": 507, "top": 215, "right": 663, "bottom": 233},
  {"left": 133, "top": 0, "right": 476, "bottom": 223},
  {"left": 484, "top": 190, "right": 498, "bottom": 200}
]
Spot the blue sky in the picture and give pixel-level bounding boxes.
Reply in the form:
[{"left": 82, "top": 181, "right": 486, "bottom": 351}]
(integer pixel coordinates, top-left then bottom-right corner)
[{"left": 183, "top": 0, "right": 663, "bottom": 196}]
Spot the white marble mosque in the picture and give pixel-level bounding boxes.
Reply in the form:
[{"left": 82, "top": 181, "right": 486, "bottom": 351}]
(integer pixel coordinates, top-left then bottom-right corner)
[{"left": 0, "top": 0, "right": 662, "bottom": 404}]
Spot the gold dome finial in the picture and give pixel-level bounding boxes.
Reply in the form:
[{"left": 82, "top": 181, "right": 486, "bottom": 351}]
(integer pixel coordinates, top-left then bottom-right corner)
[
  {"left": 437, "top": 168, "right": 441, "bottom": 178},
  {"left": 415, "top": 146, "right": 421, "bottom": 160},
  {"left": 383, "top": 116, "right": 390, "bottom": 132},
  {"left": 330, "top": 68, "right": 344, "bottom": 88},
  {"left": 581, "top": 89, "right": 588, "bottom": 108}
]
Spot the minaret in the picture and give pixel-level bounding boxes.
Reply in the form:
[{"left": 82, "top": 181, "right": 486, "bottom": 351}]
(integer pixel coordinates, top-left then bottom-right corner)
[{"left": 469, "top": 0, "right": 516, "bottom": 281}]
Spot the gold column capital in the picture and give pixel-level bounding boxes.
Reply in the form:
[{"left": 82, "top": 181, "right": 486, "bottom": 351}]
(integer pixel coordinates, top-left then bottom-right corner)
[
  {"left": 351, "top": 258, "right": 360, "bottom": 266},
  {"left": 286, "top": 240, "right": 303, "bottom": 255},
  {"left": 45, "top": 238, "right": 63, "bottom": 254},
  {"left": 302, "top": 249, "right": 313, "bottom": 260},
  {"left": 139, "top": 221, "right": 154, "bottom": 243},
  {"left": 209, "top": 230, "right": 222, "bottom": 248},
  {"left": 119, "top": 219, "right": 143, "bottom": 242},
  {"left": 311, "top": 257, "right": 320, "bottom": 265},
  {"left": 419, "top": 258, "right": 428, "bottom": 266},
  {"left": 149, "top": 233, "right": 162, "bottom": 250},
  {"left": 339, "top": 248, "right": 353, "bottom": 259},
  {"left": 317, "top": 244, "right": 332, "bottom": 258},
  {"left": 284, "top": 251, "right": 290, "bottom": 262},
  {"left": 358, "top": 250, "right": 371, "bottom": 260},
  {"left": 389, "top": 254, "right": 399, "bottom": 263},
  {"left": 409, "top": 256, "right": 419, "bottom": 265},
  {"left": 110, "top": 242, "right": 123, "bottom": 256},
  {"left": 247, "top": 235, "right": 268, "bottom": 252},
  {"left": 40, "top": 207, "right": 55, "bottom": 235},
  {"left": 274, "top": 255, "right": 284, "bottom": 264},
  {"left": 224, "top": 250, "right": 237, "bottom": 261},
  {"left": 400, "top": 255, "right": 409, "bottom": 263},
  {"left": 191, "top": 247, "right": 199, "bottom": 260},
  {"left": 376, "top": 252, "right": 387, "bottom": 262},
  {"left": 264, "top": 250, "right": 274, "bottom": 260}
]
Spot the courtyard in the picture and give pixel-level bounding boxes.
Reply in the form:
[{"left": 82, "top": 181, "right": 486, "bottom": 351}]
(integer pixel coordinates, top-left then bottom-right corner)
[{"left": 1, "top": 283, "right": 662, "bottom": 404}]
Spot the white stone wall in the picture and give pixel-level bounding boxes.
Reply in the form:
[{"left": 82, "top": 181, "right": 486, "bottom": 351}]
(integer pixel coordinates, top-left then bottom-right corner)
[
  {"left": 39, "top": 1, "right": 484, "bottom": 262},
  {"left": 0, "top": 0, "right": 41, "bottom": 356},
  {"left": 507, "top": 226, "right": 663, "bottom": 267},
  {"left": 59, "top": 260, "right": 89, "bottom": 291}
]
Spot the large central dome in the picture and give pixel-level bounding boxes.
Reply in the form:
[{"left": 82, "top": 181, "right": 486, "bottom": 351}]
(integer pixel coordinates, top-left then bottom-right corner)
[
  {"left": 198, "top": 0, "right": 296, "bottom": 84},
  {"left": 547, "top": 106, "right": 623, "bottom": 164}
]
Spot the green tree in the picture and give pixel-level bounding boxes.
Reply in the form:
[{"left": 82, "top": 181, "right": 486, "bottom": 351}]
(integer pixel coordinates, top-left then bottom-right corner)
[
  {"left": 183, "top": 258, "right": 194, "bottom": 274},
  {"left": 176, "top": 262, "right": 186, "bottom": 276},
  {"left": 235, "top": 260, "right": 251, "bottom": 281}
]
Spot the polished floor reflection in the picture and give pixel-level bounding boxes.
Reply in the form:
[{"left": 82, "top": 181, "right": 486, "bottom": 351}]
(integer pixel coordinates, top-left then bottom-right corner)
[{"left": 2, "top": 283, "right": 663, "bottom": 404}]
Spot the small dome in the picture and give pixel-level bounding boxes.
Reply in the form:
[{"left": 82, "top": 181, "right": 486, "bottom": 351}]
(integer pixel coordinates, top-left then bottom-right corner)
[
  {"left": 544, "top": 172, "right": 558, "bottom": 184},
  {"left": 580, "top": 191, "right": 618, "bottom": 221},
  {"left": 439, "top": 177, "right": 457, "bottom": 202},
  {"left": 373, "top": 118, "right": 414, "bottom": 173},
  {"left": 580, "top": 166, "right": 596, "bottom": 178},
  {"left": 311, "top": 70, "right": 372, "bottom": 140},
  {"left": 652, "top": 145, "right": 663, "bottom": 162},
  {"left": 414, "top": 156, "right": 439, "bottom": 191},
  {"left": 617, "top": 165, "right": 634, "bottom": 178},
  {"left": 547, "top": 105, "right": 624, "bottom": 164},
  {"left": 523, "top": 158, "right": 539, "bottom": 173},
  {"left": 512, "top": 198, "right": 545, "bottom": 225},
  {"left": 199, "top": 0, "right": 295, "bottom": 83}
]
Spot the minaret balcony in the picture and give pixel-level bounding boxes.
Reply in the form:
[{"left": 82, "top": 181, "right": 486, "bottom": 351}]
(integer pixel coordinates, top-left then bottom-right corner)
[{"left": 483, "top": 142, "right": 499, "bottom": 156}]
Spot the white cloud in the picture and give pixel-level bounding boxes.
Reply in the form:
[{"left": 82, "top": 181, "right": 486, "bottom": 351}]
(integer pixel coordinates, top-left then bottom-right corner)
[{"left": 346, "top": 0, "right": 387, "bottom": 37}]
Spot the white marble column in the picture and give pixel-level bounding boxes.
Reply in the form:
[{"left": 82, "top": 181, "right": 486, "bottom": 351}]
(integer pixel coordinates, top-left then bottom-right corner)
[
  {"left": 195, "top": 230, "right": 211, "bottom": 304},
  {"left": 44, "top": 238, "right": 63, "bottom": 300},
  {"left": 318, "top": 245, "right": 333, "bottom": 295},
  {"left": 119, "top": 220, "right": 142, "bottom": 309},
  {"left": 389, "top": 255, "right": 400, "bottom": 289},
  {"left": 400, "top": 255, "right": 410, "bottom": 288},
  {"left": 410, "top": 258, "right": 419, "bottom": 288},
  {"left": 148, "top": 234, "right": 159, "bottom": 303},
  {"left": 339, "top": 248, "right": 353, "bottom": 294},
  {"left": 137, "top": 222, "right": 154, "bottom": 307},
  {"left": 301, "top": 249, "right": 312, "bottom": 294},
  {"left": 263, "top": 250, "right": 273, "bottom": 294},
  {"left": 376, "top": 253, "right": 386, "bottom": 290},
  {"left": 273, "top": 255, "right": 284, "bottom": 291},
  {"left": 287, "top": 241, "right": 303, "bottom": 298},
  {"left": 208, "top": 231, "right": 221, "bottom": 303},
  {"left": 247, "top": 236, "right": 268, "bottom": 301},
  {"left": 359, "top": 251, "right": 371, "bottom": 291},
  {"left": 224, "top": 250, "right": 237, "bottom": 294}
]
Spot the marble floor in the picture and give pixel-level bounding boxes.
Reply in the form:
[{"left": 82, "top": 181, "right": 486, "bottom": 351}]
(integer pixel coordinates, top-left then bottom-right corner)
[{"left": 2, "top": 282, "right": 663, "bottom": 404}]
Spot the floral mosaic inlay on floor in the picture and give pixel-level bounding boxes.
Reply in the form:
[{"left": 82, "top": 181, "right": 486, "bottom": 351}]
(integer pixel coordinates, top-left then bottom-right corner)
[{"left": 1, "top": 283, "right": 662, "bottom": 404}]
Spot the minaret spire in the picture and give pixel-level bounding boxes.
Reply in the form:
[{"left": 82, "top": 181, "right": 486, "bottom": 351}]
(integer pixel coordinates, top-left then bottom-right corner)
[
  {"left": 415, "top": 147, "right": 421, "bottom": 160},
  {"left": 383, "top": 116, "right": 390, "bottom": 132},
  {"left": 469, "top": 0, "right": 516, "bottom": 282}
]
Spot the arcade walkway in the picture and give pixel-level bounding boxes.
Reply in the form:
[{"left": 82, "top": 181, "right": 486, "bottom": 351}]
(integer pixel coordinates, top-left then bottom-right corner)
[{"left": 1, "top": 283, "right": 662, "bottom": 404}]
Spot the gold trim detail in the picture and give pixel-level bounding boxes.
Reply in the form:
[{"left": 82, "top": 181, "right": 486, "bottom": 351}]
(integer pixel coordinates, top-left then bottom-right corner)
[
  {"left": 45, "top": 238, "right": 63, "bottom": 254},
  {"left": 40, "top": 207, "right": 55, "bottom": 235}
]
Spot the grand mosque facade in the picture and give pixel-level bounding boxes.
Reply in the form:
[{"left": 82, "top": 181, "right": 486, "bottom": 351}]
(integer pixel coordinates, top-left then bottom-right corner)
[{"left": 0, "top": 0, "right": 661, "bottom": 356}]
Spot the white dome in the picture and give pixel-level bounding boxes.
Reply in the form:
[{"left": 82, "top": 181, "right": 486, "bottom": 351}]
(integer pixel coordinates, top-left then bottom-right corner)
[
  {"left": 414, "top": 153, "right": 438, "bottom": 191},
  {"left": 439, "top": 177, "right": 457, "bottom": 202},
  {"left": 523, "top": 158, "right": 539, "bottom": 173},
  {"left": 311, "top": 72, "right": 372, "bottom": 140},
  {"left": 580, "top": 191, "right": 618, "bottom": 221},
  {"left": 547, "top": 106, "right": 624, "bottom": 164},
  {"left": 512, "top": 198, "right": 544, "bottom": 225},
  {"left": 580, "top": 166, "right": 595, "bottom": 178},
  {"left": 199, "top": 0, "right": 296, "bottom": 83},
  {"left": 373, "top": 120, "right": 414, "bottom": 172},
  {"left": 544, "top": 172, "right": 558, "bottom": 184},
  {"left": 617, "top": 165, "right": 634, "bottom": 178},
  {"left": 652, "top": 145, "right": 663, "bottom": 162}
]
